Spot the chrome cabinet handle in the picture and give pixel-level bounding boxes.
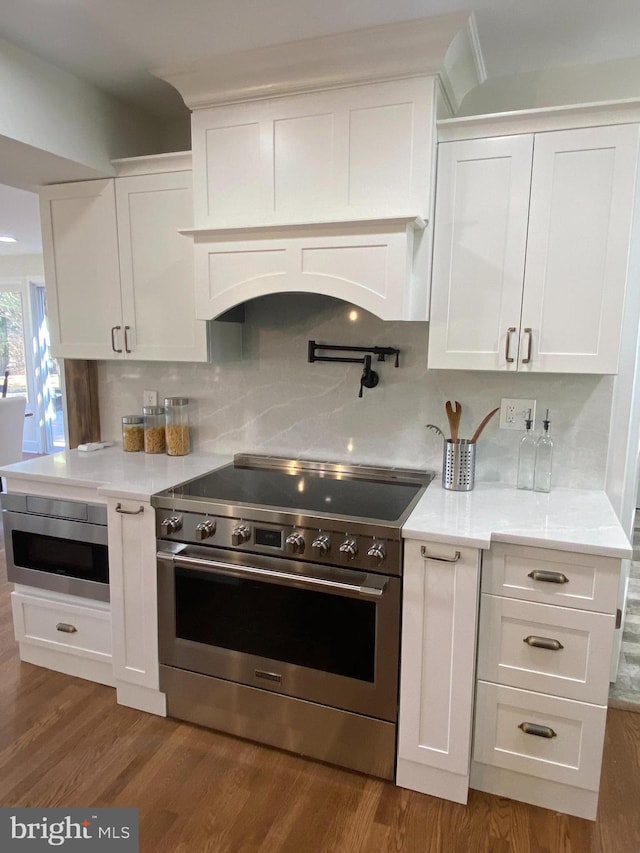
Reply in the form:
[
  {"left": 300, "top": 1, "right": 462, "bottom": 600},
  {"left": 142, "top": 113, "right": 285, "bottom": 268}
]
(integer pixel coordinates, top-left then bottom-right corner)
[
  {"left": 518, "top": 722, "right": 557, "bottom": 739},
  {"left": 111, "top": 325, "right": 122, "bottom": 353},
  {"left": 115, "top": 503, "right": 144, "bottom": 515},
  {"left": 420, "top": 547, "right": 461, "bottom": 563},
  {"left": 124, "top": 325, "right": 132, "bottom": 353},
  {"left": 523, "top": 635, "right": 564, "bottom": 651},
  {"left": 521, "top": 327, "right": 533, "bottom": 364},
  {"left": 528, "top": 569, "right": 569, "bottom": 584},
  {"left": 56, "top": 622, "right": 78, "bottom": 634},
  {"left": 505, "top": 327, "right": 516, "bottom": 363}
]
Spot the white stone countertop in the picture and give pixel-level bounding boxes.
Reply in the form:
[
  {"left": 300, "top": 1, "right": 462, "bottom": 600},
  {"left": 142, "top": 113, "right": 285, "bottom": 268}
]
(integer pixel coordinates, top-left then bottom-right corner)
[
  {"left": 0, "top": 451, "right": 632, "bottom": 558},
  {"left": 0, "top": 446, "right": 232, "bottom": 501},
  {"left": 403, "top": 481, "right": 632, "bottom": 559}
]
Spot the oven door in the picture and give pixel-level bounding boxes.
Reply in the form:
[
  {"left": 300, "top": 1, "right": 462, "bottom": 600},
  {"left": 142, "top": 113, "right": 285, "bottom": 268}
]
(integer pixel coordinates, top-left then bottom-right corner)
[
  {"left": 4, "top": 510, "right": 109, "bottom": 602},
  {"left": 158, "top": 543, "right": 401, "bottom": 722}
]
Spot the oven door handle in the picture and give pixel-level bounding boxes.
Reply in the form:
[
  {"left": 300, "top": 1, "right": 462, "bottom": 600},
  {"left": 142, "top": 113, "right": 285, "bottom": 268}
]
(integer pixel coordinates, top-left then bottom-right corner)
[{"left": 159, "top": 551, "right": 388, "bottom": 598}]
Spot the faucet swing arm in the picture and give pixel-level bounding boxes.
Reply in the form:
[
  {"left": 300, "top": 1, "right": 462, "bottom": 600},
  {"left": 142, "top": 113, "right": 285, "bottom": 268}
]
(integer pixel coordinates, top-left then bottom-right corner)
[{"left": 307, "top": 340, "right": 400, "bottom": 398}]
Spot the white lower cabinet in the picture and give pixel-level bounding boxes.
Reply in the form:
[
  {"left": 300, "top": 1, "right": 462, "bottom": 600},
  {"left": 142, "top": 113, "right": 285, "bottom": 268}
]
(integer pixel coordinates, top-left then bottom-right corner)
[
  {"left": 397, "top": 539, "right": 481, "bottom": 804},
  {"left": 471, "top": 543, "right": 621, "bottom": 820},
  {"left": 107, "top": 497, "right": 166, "bottom": 716},
  {"left": 11, "top": 588, "right": 113, "bottom": 687},
  {"left": 474, "top": 681, "right": 607, "bottom": 791}
]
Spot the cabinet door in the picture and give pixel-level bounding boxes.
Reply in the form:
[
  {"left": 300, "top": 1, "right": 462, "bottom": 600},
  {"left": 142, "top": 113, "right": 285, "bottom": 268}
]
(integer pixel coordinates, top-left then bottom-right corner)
[
  {"left": 521, "top": 124, "right": 640, "bottom": 373},
  {"left": 116, "top": 171, "right": 209, "bottom": 362},
  {"left": 40, "top": 180, "right": 124, "bottom": 359},
  {"left": 107, "top": 498, "right": 160, "bottom": 689},
  {"left": 397, "top": 540, "right": 480, "bottom": 802},
  {"left": 428, "top": 135, "right": 533, "bottom": 370},
  {"left": 192, "top": 77, "right": 436, "bottom": 228}
]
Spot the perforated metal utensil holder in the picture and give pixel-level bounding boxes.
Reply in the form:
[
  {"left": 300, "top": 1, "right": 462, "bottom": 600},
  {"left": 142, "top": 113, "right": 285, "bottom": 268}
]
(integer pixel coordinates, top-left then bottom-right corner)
[{"left": 443, "top": 439, "right": 476, "bottom": 491}]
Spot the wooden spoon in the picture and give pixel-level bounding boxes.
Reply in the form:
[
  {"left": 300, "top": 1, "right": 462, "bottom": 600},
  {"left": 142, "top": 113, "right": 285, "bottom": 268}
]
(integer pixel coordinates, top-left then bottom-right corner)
[
  {"left": 445, "top": 400, "right": 462, "bottom": 442},
  {"left": 470, "top": 407, "right": 499, "bottom": 443}
]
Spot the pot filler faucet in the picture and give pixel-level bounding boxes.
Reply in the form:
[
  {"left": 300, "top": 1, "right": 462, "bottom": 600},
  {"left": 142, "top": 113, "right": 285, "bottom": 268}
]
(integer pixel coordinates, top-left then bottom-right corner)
[{"left": 307, "top": 340, "right": 401, "bottom": 398}]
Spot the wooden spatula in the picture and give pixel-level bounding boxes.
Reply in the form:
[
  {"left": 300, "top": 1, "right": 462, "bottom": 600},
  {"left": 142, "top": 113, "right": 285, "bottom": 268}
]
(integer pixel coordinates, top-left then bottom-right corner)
[
  {"left": 445, "top": 400, "right": 462, "bottom": 442},
  {"left": 470, "top": 407, "right": 499, "bottom": 443}
]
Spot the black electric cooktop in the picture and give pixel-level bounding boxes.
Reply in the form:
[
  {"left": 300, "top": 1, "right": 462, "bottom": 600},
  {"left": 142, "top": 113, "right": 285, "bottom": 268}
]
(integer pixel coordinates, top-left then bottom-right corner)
[{"left": 163, "top": 456, "right": 433, "bottom": 524}]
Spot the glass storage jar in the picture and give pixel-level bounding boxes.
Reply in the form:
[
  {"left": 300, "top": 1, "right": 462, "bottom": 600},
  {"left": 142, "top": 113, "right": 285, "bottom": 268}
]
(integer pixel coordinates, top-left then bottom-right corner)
[
  {"left": 122, "top": 415, "right": 144, "bottom": 452},
  {"left": 164, "top": 397, "right": 190, "bottom": 456},
  {"left": 143, "top": 406, "right": 166, "bottom": 454}
]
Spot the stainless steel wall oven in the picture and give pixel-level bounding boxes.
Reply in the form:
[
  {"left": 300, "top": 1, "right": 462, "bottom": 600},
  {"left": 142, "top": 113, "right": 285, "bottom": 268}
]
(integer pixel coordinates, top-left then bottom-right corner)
[
  {"left": 2, "top": 493, "right": 109, "bottom": 602},
  {"left": 153, "top": 455, "right": 433, "bottom": 780}
]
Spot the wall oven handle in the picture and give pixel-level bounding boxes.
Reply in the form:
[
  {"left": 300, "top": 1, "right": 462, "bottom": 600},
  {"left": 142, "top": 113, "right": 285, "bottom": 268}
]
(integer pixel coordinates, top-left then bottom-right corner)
[{"left": 159, "top": 551, "right": 388, "bottom": 598}]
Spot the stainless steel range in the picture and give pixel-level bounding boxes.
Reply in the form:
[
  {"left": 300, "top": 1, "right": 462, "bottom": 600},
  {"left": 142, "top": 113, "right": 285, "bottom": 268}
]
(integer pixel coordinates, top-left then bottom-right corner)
[{"left": 152, "top": 454, "right": 433, "bottom": 780}]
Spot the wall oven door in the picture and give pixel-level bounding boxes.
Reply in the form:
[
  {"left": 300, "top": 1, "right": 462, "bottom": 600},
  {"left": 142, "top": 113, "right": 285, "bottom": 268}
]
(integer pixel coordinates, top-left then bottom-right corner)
[
  {"left": 3, "top": 495, "right": 109, "bottom": 602},
  {"left": 158, "top": 542, "right": 401, "bottom": 722}
]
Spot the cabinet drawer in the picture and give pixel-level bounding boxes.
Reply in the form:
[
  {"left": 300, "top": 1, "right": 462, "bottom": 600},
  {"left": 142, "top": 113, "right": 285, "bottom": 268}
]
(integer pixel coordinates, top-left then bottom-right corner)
[
  {"left": 473, "top": 681, "right": 606, "bottom": 791},
  {"left": 11, "top": 591, "right": 112, "bottom": 660},
  {"left": 482, "top": 544, "right": 619, "bottom": 613},
  {"left": 477, "top": 594, "right": 614, "bottom": 703}
]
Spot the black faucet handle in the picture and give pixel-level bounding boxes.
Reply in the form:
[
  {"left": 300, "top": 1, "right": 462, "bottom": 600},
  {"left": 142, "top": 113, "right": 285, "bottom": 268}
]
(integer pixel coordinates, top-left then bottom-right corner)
[{"left": 359, "top": 355, "right": 379, "bottom": 398}]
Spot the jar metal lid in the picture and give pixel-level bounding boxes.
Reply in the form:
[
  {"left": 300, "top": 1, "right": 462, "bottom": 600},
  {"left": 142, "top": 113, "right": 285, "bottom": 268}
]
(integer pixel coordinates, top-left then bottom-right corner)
[
  {"left": 122, "top": 415, "right": 143, "bottom": 424},
  {"left": 143, "top": 406, "right": 166, "bottom": 415},
  {"left": 164, "top": 397, "right": 189, "bottom": 406}
]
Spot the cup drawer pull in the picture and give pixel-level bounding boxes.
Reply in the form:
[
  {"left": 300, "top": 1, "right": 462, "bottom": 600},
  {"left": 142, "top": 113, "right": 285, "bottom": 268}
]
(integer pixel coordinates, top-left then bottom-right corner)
[
  {"left": 56, "top": 622, "right": 78, "bottom": 634},
  {"left": 518, "top": 722, "right": 557, "bottom": 739},
  {"left": 523, "top": 635, "right": 564, "bottom": 651},
  {"left": 527, "top": 569, "right": 569, "bottom": 584}
]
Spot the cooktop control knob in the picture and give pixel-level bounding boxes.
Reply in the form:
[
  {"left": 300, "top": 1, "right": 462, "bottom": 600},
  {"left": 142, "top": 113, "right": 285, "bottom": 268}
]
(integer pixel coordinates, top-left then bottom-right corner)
[
  {"left": 195, "top": 519, "right": 216, "bottom": 541},
  {"left": 161, "top": 515, "right": 183, "bottom": 534},
  {"left": 231, "top": 524, "right": 251, "bottom": 546},
  {"left": 285, "top": 532, "right": 305, "bottom": 555},
  {"left": 339, "top": 538, "right": 358, "bottom": 561},
  {"left": 311, "top": 535, "right": 330, "bottom": 558},
  {"left": 367, "top": 542, "right": 386, "bottom": 567}
]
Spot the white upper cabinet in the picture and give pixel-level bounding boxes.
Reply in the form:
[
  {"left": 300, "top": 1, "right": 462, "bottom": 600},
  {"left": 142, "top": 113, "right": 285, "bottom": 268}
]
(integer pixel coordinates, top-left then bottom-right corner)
[
  {"left": 39, "top": 155, "right": 231, "bottom": 362},
  {"left": 192, "top": 78, "right": 436, "bottom": 229},
  {"left": 115, "top": 169, "right": 209, "bottom": 362},
  {"left": 428, "top": 119, "right": 640, "bottom": 373},
  {"left": 40, "top": 180, "right": 123, "bottom": 360}
]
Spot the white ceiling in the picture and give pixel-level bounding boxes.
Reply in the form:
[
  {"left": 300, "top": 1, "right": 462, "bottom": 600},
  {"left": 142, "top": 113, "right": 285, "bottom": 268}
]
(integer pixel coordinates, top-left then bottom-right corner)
[{"left": 2, "top": 0, "right": 640, "bottom": 256}]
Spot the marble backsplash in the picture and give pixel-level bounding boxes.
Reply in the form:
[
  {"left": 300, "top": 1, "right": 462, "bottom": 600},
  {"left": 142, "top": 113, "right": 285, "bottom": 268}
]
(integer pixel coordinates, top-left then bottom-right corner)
[{"left": 97, "top": 294, "right": 612, "bottom": 489}]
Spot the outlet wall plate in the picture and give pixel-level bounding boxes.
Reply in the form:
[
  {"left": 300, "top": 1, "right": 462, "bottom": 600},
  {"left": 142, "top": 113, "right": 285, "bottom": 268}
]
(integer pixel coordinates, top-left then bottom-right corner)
[
  {"left": 499, "top": 398, "right": 536, "bottom": 431},
  {"left": 143, "top": 390, "right": 158, "bottom": 408}
]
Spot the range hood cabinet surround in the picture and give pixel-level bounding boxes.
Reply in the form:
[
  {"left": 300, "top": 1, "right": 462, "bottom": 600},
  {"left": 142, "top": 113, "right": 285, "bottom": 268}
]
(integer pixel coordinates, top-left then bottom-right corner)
[
  {"left": 155, "top": 17, "right": 485, "bottom": 322},
  {"left": 189, "top": 217, "right": 428, "bottom": 322}
]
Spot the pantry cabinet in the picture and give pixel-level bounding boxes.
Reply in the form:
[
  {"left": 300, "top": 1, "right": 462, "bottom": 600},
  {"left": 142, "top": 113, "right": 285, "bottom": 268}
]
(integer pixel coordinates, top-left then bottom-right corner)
[
  {"left": 471, "top": 543, "right": 620, "bottom": 820},
  {"left": 396, "top": 539, "right": 480, "bottom": 804},
  {"left": 39, "top": 155, "right": 237, "bottom": 362},
  {"left": 428, "top": 121, "right": 640, "bottom": 373}
]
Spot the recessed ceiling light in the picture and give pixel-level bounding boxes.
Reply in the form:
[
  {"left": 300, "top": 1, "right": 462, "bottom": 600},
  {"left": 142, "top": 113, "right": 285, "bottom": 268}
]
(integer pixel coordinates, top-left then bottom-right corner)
[{"left": 0, "top": 234, "right": 17, "bottom": 243}]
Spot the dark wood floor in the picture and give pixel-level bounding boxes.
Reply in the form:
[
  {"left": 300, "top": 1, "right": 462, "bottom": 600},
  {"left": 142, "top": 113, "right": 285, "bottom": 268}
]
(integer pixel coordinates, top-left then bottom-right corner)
[{"left": 1, "top": 536, "right": 639, "bottom": 852}]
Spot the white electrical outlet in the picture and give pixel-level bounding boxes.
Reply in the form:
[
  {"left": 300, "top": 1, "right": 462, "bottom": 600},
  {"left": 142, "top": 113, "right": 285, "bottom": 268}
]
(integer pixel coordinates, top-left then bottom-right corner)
[
  {"left": 143, "top": 390, "right": 158, "bottom": 408},
  {"left": 499, "top": 398, "right": 536, "bottom": 431}
]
